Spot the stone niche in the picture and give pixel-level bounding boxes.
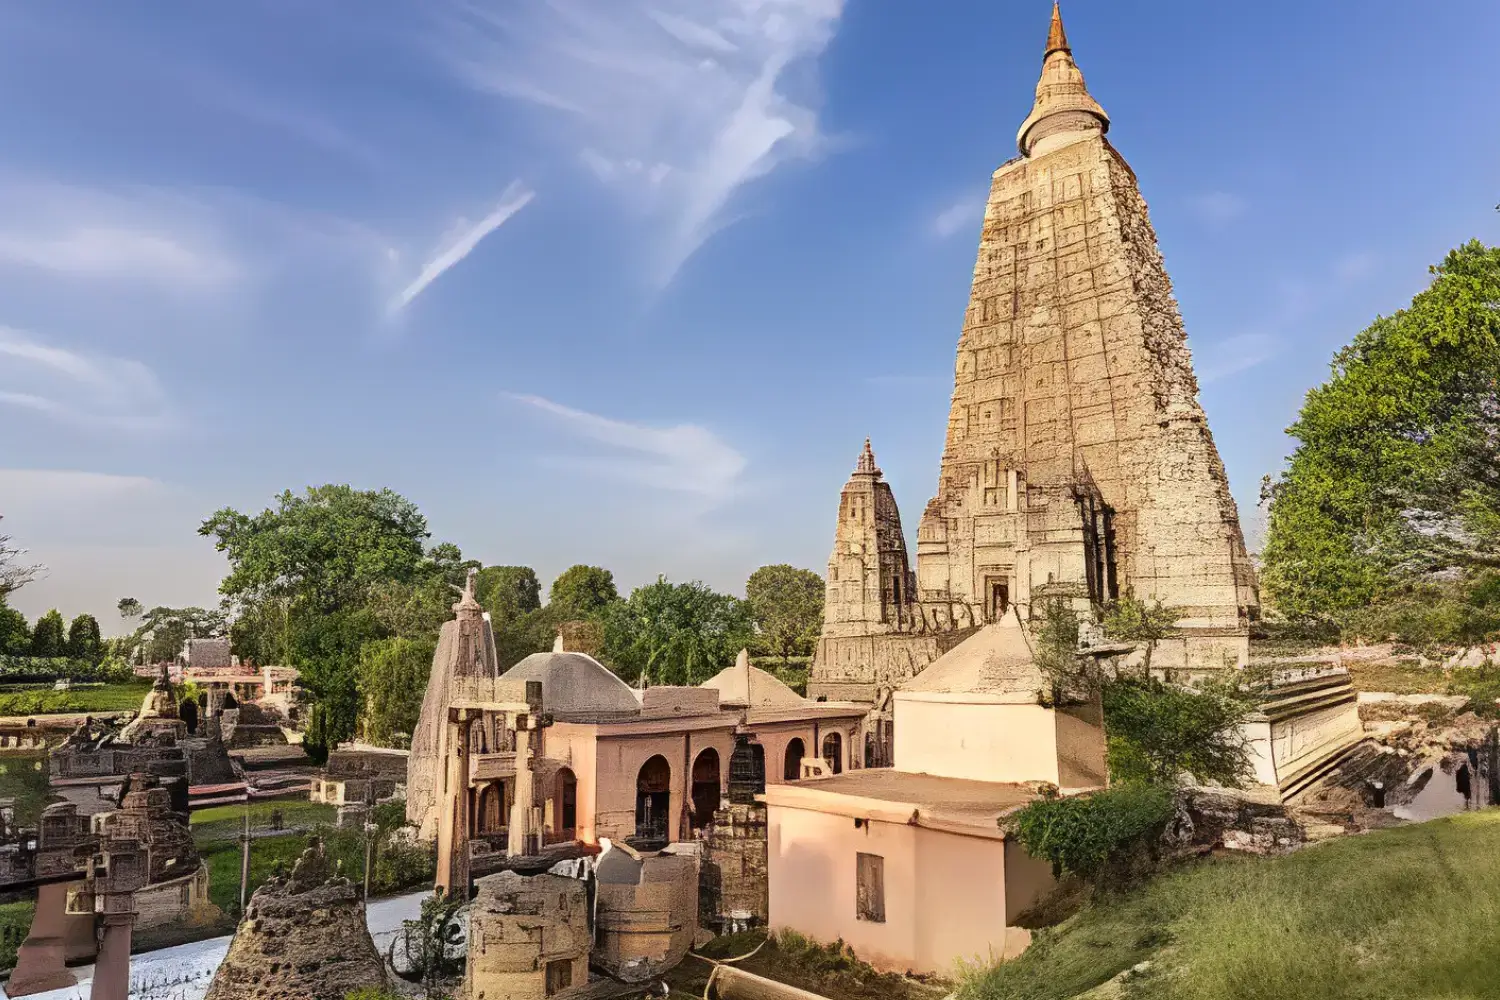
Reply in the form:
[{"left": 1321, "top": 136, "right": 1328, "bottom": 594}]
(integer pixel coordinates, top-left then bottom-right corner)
[
  {"left": 466, "top": 871, "right": 591, "bottom": 1000},
  {"left": 593, "top": 841, "right": 700, "bottom": 984}
]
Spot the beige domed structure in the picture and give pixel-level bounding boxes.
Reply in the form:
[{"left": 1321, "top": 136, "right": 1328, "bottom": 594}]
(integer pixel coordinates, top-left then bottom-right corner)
[
  {"left": 701, "top": 650, "right": 806, "bottom": 712},
  {"left": 504, "top": 650, "right": 642, "bottom": 721}
]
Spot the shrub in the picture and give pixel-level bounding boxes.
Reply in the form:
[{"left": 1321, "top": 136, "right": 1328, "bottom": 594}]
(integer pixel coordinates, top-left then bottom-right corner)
[
  {"left": 1103, "top": 678, "right": 1255, "bottom": 787},
  {"left": 1006, "top": 783, "right": 1175, "bottom": 882}
]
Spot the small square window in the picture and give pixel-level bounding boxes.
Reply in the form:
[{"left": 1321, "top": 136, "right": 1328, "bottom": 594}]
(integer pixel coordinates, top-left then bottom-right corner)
[
  {"left": 546, "top": 959, "right": 573, "bottom": 995},
  {"left": 856, "top": 852, "right": 885, "bottom": 923}
]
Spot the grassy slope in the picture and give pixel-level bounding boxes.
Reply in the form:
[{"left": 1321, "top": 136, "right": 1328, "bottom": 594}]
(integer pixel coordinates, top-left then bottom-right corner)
[
  {"left": 965, "top": 811, "right": 1500, "bottom": 1000},
  {"left": 0, "top": 681, "right": 152, "bottom": 715}
]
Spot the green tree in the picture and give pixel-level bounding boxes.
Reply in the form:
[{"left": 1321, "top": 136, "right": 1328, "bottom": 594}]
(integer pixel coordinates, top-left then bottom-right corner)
[
  {"left": 1102, "top": 677, "right": 1255, "bottom": 787},
  {"left": 476, "top": 566, "right": 542, "bottom": 621},
  {"left": 1006, "top": 783, "right": 1174, "bottom": 881},
  {"left": 367, "top": 578, "right": 453, "bottom": 641},
  {"left": 0, "top": 600, "right": 30, "bottom": 655},
  {"left": 358, "top": 636, "right": 436, "bottom": 748},
  {"left": 1101, "top": 592, "right": 1180, "bottom": 678},
  {"left": 29, "top": 609, "right": 66, "bottom": 658},
  {"left": 65, "top": 614, "right": 102, "bottom": 664},
  {"left": 1262, "top": 241, "right": 1500, "bottom": 619},
  {"left": 601, "top": 577, "right": 754, "bottom": 686},
  {"left": 425, "top": 542, "right": 480, "bottom": 589},
  {"left": 200, "top": 485, "right": 432, "bottom": 615},
  {"left": 200, "top": 486, "right": 440, "bottom": 760},
  {"left": 116, "top": 596, "right": 143, "bottom": 622},
  {"left": 0, "top": 516, "right": 42, "bottom": 599},
  {"left": 547, "top": 565, "right": 619, "bottom": 620},
  {"left": 745, "top": 564, "right": 824, "bottom": 664},
  {"left": 132, "top": 606, "right": 226, "bottom": 664},
  {"left": 1030, "top": 596, "right": 1091, "bottom": 704}
]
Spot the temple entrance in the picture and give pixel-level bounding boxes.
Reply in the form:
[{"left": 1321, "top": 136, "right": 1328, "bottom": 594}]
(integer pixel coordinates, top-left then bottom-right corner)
[
  {"left": 179, "top": 699, "right": 199, "bottom": 735},
  {"left": 476, "top": 781, "right": 506, "bottom": 835},
  {"left": 987, "top": 579, "right": 1010, "bottom": 621},
  {"left": 822, "top": 733, "right": 843, "bottom": 775},
  {"left": 690, "top": 749, "right": 721, "bottom": 831},
  {"left": 635, "top": 755, "right": 671, "bottom": 842},
  {"left": 728, "top": 737, "right": 766, "bottom": 802},
  {"left": 553, "top": 767, "right": 577, "bottom": 842},
  {"left": 784, "top": 739, "right": 806, "bottom": 781}
]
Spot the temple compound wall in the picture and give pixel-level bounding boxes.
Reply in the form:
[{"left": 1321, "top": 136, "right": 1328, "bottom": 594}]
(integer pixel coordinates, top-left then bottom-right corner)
[{"left": 811, "top": 3, "right": 1257, "bottom": 704}]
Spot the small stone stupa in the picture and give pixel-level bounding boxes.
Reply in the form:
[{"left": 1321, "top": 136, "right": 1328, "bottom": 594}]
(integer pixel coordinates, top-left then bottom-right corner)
[{"left": 204, "top": 838, "right": 388, "bottom": 1000}]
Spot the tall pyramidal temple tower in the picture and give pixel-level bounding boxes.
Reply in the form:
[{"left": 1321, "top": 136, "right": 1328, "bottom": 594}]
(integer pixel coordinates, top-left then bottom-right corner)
[{"left": 810, "top": 4, "right": 1258, "bottom": 704}]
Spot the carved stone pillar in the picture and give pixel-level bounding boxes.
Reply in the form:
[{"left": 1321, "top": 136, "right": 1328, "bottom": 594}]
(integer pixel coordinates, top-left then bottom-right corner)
[{"left": 437, "top": 709, "right": 474, "bottom": 898}]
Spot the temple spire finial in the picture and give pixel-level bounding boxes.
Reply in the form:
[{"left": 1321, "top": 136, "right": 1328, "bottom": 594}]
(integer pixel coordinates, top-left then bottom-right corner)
[
  {"left": 1046, "top": 1, "right": 1068, "bottom": 55},
  {"left": 855, "top": 438, "right": 880, "bottom": 476},
  {"left": 1017, "top": 2, "right": 1109, "bottom": 157}
]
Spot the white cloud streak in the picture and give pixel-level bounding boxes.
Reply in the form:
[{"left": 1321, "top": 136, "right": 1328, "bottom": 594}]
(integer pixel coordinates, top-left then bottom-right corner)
[
  {"left": 0, "top": 179, "right": 241, "bottom": 292},
  {"left": 390, "top": 182, "right": 535, "bottom": 312},
  {"left": 505, "top": 392, "right": 746, "bottom": 501},
  {"left": 0, "top": 468, "right": 162, "bottom": 503},
  {"left": 436, "top": 0, "right": 846, "bottom": 286},
  {"left": 0, "top": 326, "right": 174, "bottom": 432}
]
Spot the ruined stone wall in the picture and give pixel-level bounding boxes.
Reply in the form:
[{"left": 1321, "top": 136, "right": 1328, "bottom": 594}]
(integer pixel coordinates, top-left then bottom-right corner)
[
  {"left": 915, "top": 133, "right": 1255, "bottom": 666},
  {"left": 466, "top": 871, "right": 590, "bottom": 1000},
  {"left": 700, "top": 803, "right": 768, "bottom": 933}
]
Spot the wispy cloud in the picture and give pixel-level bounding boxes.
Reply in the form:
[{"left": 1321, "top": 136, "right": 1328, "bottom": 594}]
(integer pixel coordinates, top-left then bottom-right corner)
[
  {"left": 930, "top": 197, "right": 983, "bottom": 239},
  {"left": 0, "top": 179, "right": 241, "bottom": 292},
  {"left": 505, "top": 392, "right": 746, "bottom": 501},
  {"left": 390, "top": 182, "right": 535, "bottom": 313},
  {"left": 1189, "top": 191, "right": 1248, "bottom": 226},
  {"left": 435, "top": 0, "right": 846, "bottom": 286},
  {"left": 0, "top": 326, "right": 173, "bottom": 432},
  {"left": 0, "top": 468, "right": 162, "bottom": 503},
  {"left": 1195, "top": 332, "right": 1282, "bottom": 384}
]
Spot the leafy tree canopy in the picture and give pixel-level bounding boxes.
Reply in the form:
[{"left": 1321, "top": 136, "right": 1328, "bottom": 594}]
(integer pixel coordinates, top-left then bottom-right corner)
[
  {"left": 1101, "top": 592, "right": 1180, "bottom": 677},
  {"left": 200, "top": 485, "right": 432, "bottom": 614},
  {"left": 129, "top": 606, "right": 226, "bottom": 664},
  {"left": 1103, "top": 677, "right": 1255, "bottom": 787},
  {"left": 745, "top": 564, "right": 824, "bottom": 664},
  {"left": 30, "top": 609, "right": 67, "bottom": 658},
  {"left": 601, "top": 577, "right": 754, "bottom": 686},
  {"left": 547, "top": 565, "right": 619, "bottom": 621},
  {"left": 475, "top": 566, "right": 542, "bottom": 622},
  {"left": 0, "top": 601, "right": 30, "bottom": 656},
  {"left": 117, "top": 597, "right": 143, "bottom": 621},
  {"left": 1261, "top": 241, "right": 1500, "bottom": 619},
  {"left": 66, "top": 614, "right": 102, "bottom": 664},
  {"left": 358, "top": 636, "right": 436, "bottom": 749}
]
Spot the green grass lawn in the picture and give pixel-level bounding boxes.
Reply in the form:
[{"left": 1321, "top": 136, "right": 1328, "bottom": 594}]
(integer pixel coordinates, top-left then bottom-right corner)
[
  {"left": 190, "top": 800, "right": 335, "bottom": 843},
  {"left": 963, "top": 811, "right": 1500, "bottom": 1000},
  {"left": 0, "top": 680, "right": 151, "bottom": 716}
]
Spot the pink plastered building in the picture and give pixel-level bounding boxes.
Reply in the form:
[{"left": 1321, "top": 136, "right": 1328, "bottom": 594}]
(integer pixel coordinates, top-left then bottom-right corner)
[{"left": 762, "top": 608, "right": 1108, "bottom": 975}]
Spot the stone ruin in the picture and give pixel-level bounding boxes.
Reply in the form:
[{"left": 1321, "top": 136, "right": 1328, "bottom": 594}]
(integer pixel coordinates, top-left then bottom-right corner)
[
  {"left": 204, "top": 838, "right": 389, "bottom": 1000},
  {"left": 466, "top": 871, "right": 592, "bottom": 1000},
  {"left": 810, "top": 2, "right": 1260, "bottom": 704},
  {"left": 592, "top": 840, "right": 700, "bottom": 984}
]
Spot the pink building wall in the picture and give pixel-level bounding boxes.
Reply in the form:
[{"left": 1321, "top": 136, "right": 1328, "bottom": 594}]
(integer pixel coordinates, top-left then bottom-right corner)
[{"left": 767, "top": 802, "right": 1050, "bottom": 975}]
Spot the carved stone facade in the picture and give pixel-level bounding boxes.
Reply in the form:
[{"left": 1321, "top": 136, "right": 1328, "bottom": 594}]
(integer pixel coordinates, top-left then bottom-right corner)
[{"left": 811, "top": 3, "right": 1258, "bottom": 701}]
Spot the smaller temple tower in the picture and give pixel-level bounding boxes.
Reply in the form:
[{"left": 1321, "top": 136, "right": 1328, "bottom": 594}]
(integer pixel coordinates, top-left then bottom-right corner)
[
  {"left": 810, "top": 441, "right": 951, "bottom": 705},
  {"left": 822, "top": 440, "right": 915, "bottom": 636}
]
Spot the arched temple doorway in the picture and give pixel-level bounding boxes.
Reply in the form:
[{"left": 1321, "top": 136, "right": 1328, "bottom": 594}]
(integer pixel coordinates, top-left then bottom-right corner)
[
  {"left": 475, "top": 781, "right": 505, "bottom": 835},
  {"left": 690, "top": 748, "right": 721, "bottom": 830},
  {"left": 635, "top": 755, "right": 671, "bottom": 842},
  {"left": 822, "top": 732, "right": 843, "bottom": 775},
  {"left": 784, "top": 738, "right": 805, "bottom": 782}
]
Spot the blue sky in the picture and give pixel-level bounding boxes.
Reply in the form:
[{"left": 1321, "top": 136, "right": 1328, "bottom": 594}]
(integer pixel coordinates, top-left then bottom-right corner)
[{"left": 3, "top": 0, "right": 1498, "bottom": 633}]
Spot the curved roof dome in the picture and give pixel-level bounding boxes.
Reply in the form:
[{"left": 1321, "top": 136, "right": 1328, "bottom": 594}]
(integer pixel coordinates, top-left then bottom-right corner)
[
  {"left": 503, "top": 652, "right": 642, "bottom": 720},
  {"left": 701, "top": 650, "right": 805, "bottom": 709}
]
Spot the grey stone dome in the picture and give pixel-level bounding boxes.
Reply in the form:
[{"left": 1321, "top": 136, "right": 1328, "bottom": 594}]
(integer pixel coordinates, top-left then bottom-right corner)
[{"left": 503, "top": 652, "right": 642, "bottom": 721}]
